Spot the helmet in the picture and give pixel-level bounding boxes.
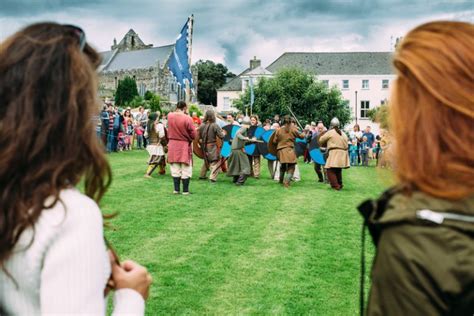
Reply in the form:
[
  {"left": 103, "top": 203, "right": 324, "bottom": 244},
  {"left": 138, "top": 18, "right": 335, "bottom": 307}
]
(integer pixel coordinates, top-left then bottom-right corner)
[
  {"left": 242, "top": 116, "right": 251, "bottom": 126},
  {"left": 330, "top": 117, "right": 340, "bottom": 128}
]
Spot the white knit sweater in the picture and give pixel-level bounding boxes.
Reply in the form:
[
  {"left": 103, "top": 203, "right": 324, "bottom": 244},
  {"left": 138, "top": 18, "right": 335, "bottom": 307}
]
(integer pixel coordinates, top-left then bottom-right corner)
[{"left": 0, "top": 188, "right": 145, "bottom": 315}]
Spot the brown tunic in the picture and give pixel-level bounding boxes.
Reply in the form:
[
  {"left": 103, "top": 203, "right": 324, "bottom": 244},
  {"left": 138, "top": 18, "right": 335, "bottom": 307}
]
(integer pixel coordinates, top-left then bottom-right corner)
[
  {"left": 198, "top": 122, "right": 224, "bottom": 162},
  {"left": 318, "top": 129, "right": 349, "bottom": 168},
  {"left": 273, "top": 126, "right": 304, "bottom": 164}
]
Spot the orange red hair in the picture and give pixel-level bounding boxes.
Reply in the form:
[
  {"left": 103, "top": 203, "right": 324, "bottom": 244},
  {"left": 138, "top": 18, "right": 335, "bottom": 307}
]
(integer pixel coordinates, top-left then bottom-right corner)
[{"left": 391, "top": 21, "right": 474, "bottom": 200}]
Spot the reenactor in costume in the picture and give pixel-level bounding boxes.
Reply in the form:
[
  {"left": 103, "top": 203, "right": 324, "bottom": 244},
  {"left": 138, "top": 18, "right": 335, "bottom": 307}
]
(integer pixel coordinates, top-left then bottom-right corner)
[
  {"left": 198, "top": 110, "right": 225, "bottom": 183},
  {"left": 227, "top": 117, "right": 252, "bottom": 185},
  {"left": 318, "top": 117, "right": 349, "bottom": 190},
  {"left": 167, "top": 101, "right": 196, "bottom": 195},
  {"left": 144, "top": 112, "right": 166, "bottom": 177},
  {"left": 272, "top": 115, "right": 305, "bottom": 188},
  {"left": 313, "top": 122, "right": 328, "bottom": 183},
  {"left": 247, "top": 115, "right": 262, "bottom": 179}
]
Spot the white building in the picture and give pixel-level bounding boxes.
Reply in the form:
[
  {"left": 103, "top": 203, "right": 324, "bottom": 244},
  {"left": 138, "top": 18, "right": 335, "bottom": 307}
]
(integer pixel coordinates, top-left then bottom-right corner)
[
  {"left": 217, "top": 52, "right": 395, "bottom": 134},
  {"left": 267, "top": 52, "right": 395, "bottom": 134},
  {"left": 216, "top": 57, "right": 268, "bottom": 113}
]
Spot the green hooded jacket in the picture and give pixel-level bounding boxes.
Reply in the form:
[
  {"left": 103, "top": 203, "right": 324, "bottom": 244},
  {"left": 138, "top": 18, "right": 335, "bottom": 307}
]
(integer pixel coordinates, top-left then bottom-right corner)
[{"left": 358, "top": 188, "right": 474, "bottom": 316}]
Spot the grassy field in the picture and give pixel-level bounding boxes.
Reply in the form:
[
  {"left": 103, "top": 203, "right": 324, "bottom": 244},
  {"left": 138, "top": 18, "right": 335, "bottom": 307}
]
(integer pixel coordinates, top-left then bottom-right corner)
[{"left": 103, "top": 150, "right": 390, "bottom": 315}]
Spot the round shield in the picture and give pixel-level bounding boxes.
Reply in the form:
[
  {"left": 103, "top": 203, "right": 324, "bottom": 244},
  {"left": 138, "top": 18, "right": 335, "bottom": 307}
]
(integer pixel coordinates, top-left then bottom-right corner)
[
  {"left": 193, "top": 130, "right": 204, "bottom": 159},
  {"left": 295, "top": 138, "right": 307, "bottom": 157},
  {"left": 193, "top": 138, "right": 204, "bottom": 159},
  {"left": 247, "top": 125, "right": 258, "bottom": 138},
  {"left": 268, "top": 132, "right": 278, "bottom": 156},
  {"left": 254, "top": 126, "right": 265, "bottom": 139},
  {"left": 223, "top": 124, "right": 239, "bottom": 142},
  {"left": 244, "top": 126, "right": 257, "bottom": 155},
  {"left": 220, "top": 141, "right": 232, "bottom": 158},
  {"left": 309, "top": 137, "right": 325, "bottom": 164},
  {"left": 260, "top": 130, "right": 276, "bottom": 161},
  {"left": 244, "top": 126, "right": 265, "bottom": 156}
]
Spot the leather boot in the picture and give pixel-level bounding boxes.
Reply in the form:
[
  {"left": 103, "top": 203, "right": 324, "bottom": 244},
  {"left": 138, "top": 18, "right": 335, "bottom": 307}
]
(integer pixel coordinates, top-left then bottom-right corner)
[
  {"left": 326, "top": 169, "right": 341, "bottom": 190},
  {"left": 182, "top": 178, "right": 190, "bottom": 195},
  {"left": 233, "top": 176, "right": 239, "bottom": 183},
  {"left": 279, "top": 171, "right": 285, "bottom": 184},
  {"left": 283, "top": 174, "right": 292, "bottom": 188},
  {"left": 236, "top": 174, "right": 247, "bottom": 185},
  {"left": 173, "top": 177, "right": 181, "bottom": 194}
]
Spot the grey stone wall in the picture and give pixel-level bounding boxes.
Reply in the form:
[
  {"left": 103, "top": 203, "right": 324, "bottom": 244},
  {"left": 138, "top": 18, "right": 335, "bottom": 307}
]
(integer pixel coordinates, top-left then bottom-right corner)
[{"left": 98, "top": 63, "right": 198, "bottom": 104}]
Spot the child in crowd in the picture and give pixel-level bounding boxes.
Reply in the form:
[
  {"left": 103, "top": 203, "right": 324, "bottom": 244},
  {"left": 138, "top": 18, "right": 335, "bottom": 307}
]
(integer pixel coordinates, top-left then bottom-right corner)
[
  {"left": 360, "top": 136, "right": 370, "bottom": 166},
  {"left": 349, "top": 138, "right": 359, "bottom": 166},
  {"left": 124, "top": 131, "right": 131, "bottom": 151},
  {"left": 117, "top": 131, "right": 125, "bottom": 151},
  {"left": 375, "top": 135, "right": 382, "bottom": 166},
  {"left": 134, "top": 121, "right": 144, "bottom": 149}
]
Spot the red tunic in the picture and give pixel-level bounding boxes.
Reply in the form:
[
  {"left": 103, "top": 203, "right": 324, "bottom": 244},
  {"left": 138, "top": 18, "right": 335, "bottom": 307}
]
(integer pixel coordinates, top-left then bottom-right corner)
[{"left": 167, "top": 112, "right": 196, "bottom": 164}]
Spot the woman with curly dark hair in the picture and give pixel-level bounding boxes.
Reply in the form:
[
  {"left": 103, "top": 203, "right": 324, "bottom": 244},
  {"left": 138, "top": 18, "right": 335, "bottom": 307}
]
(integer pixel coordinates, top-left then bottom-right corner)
[{"left": 0, "top": 23, "right": 151, "bottom": 314}]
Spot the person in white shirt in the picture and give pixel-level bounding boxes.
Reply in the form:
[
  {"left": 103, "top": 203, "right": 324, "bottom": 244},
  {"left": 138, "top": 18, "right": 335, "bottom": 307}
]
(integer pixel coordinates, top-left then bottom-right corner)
[{"left": 0, "top": 22, "right": 152, "bottom": 315}]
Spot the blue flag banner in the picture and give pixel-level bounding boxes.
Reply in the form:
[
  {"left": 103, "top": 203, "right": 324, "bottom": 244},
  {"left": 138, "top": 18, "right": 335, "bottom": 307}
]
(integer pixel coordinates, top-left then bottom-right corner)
[{"left": 168, "top": 17, "right": 193, "bottom": 88}]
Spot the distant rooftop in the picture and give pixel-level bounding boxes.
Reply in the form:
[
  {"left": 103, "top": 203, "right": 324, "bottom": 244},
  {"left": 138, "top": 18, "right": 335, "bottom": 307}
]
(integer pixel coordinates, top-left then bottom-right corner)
[
  {"left": 99, "top": 44, "right": 174, "bottom": 72},
  {"left": 266, "top": 52, "right": 395, "bottom": 75},
  {"left": 217, "top": 68, "right": 250, "bottom": 91},
  {"left": 243, "top": 66, "right": 273, "bottom": 76}
]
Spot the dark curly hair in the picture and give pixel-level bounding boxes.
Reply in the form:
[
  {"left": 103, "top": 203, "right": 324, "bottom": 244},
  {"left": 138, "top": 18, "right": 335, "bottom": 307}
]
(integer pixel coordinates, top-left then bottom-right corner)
[{"left": 0, "top": 22, "right": 112, "bottom": 267}]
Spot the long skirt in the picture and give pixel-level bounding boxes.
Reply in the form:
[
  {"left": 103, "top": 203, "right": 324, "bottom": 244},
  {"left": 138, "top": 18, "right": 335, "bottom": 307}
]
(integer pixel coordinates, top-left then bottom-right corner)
[{"left": 227, "top": 150, "right": 251, "bottom": 176}]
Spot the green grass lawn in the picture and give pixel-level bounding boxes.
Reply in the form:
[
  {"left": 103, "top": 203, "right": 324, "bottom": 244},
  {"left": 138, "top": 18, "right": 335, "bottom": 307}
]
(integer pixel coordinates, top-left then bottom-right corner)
[{"left": 103, "top": 150, "right": 390, "bottom": 315}]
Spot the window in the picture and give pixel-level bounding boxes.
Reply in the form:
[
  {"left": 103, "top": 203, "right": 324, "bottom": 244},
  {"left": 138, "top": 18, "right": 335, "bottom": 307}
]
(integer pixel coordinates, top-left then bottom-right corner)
[
  {"left": 223, "top": 97, "right": 230, "bottom": 111},
  {"left": 243, "top": 79, "right": 249, "bottom": 91},
  {"left": 139, "top": 83, "right": 145, "bottom": 97},
  {"left": 322, "top": 80, "right": 329, "bottom": 87},
  {"left": 342, "top": 80, "right": 349, "bottom": 89},
  {"left": 360, "top": 101, "right": 370, "bottom": 118},
  {"left": 382, "top": 79, "right": 389, "bottom": 89},
  {"left": 362, "top": 80, "right": 369, "bottom": 89}
]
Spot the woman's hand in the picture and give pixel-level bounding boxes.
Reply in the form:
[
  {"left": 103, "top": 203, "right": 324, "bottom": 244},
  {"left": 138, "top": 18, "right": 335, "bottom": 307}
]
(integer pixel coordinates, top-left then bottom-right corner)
[{"left": 112, "top": 260, "right": 153, "bottom": 300}]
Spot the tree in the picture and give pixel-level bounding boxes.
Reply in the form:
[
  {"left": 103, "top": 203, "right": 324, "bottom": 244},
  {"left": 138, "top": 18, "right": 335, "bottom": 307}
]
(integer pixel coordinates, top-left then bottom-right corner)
[
  {"left": 194, "top": 60, "right": 235, "bottom": 106},
  {"left": 235, "top": 68, "right": 351, "bottom": 128},
  {"left": 367, "top": 103, "right": 390, "bottom": 130},
  {"left": 188, "top": 104, "right": 202, "bottom": 117},
  {"left": 115, "top": 76, "right": 138, "bottom": 106},
  {"left": 144, "top": 90, "right": 154, "bottom": 101},
  {"left": 128, "top": 95, "right": 144, "bottom": 108},
  {"left": 148, "top": 95, "right": 161, "bottom": 113}
]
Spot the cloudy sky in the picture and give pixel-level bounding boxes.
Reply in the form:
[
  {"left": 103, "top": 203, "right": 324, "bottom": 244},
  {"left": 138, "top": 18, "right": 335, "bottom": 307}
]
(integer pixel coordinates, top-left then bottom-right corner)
[{"left": 0, "top": 0, "right": 472, "bottom": 72}]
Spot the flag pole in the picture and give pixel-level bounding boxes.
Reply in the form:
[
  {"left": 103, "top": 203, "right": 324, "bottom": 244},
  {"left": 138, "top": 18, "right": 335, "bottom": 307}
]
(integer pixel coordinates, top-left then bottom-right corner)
[{"left": 186, "top": 14, "right": 194, "bottom": 103}]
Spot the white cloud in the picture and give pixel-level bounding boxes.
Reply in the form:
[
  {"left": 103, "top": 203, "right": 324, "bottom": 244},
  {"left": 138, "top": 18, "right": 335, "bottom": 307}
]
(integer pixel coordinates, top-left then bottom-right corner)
[{"left": 0, "top": 0, "right": 472, "bottom": 73}]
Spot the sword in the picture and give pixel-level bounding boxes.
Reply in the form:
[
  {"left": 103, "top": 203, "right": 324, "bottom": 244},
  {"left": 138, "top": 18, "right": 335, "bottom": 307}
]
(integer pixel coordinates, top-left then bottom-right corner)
[{"left": 211, "top": 157, "right": 227, "bottom": 178}]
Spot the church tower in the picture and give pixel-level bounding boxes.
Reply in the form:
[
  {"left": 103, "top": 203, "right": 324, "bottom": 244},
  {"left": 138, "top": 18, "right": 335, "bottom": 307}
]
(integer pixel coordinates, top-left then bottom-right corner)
[{"left": 111, "top": 29, "right": 153, "bottom": 52}]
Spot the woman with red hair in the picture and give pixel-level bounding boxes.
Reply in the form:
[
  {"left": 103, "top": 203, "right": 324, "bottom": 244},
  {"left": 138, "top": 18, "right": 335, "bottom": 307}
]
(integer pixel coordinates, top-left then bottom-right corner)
[{"left": 359, "top": 21, "right": 474, "bottom": 315}]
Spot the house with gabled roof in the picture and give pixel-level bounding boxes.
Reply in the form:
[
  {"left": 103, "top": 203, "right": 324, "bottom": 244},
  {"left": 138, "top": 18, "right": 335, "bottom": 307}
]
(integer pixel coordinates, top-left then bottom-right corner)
[
  {"left": 217, "top": 52, "right": 395, "bottom": 133},
  {"left": 216, "top": 56, "right": 271, "bottom": 112}
]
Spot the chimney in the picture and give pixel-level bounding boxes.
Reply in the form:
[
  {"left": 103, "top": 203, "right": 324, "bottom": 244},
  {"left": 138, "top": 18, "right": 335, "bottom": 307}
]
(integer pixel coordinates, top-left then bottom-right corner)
[{"left": 249, "top": 56, "right": 261, "bottom": 70}]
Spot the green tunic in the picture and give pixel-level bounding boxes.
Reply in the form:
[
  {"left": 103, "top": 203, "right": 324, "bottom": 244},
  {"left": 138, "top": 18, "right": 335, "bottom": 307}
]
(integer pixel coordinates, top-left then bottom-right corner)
[
  {"left": 227, "top": 126, "right": 251, "bottom": 176},
  {"left": 359, "top": 188, "right": 474, "bottom": 315}
]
